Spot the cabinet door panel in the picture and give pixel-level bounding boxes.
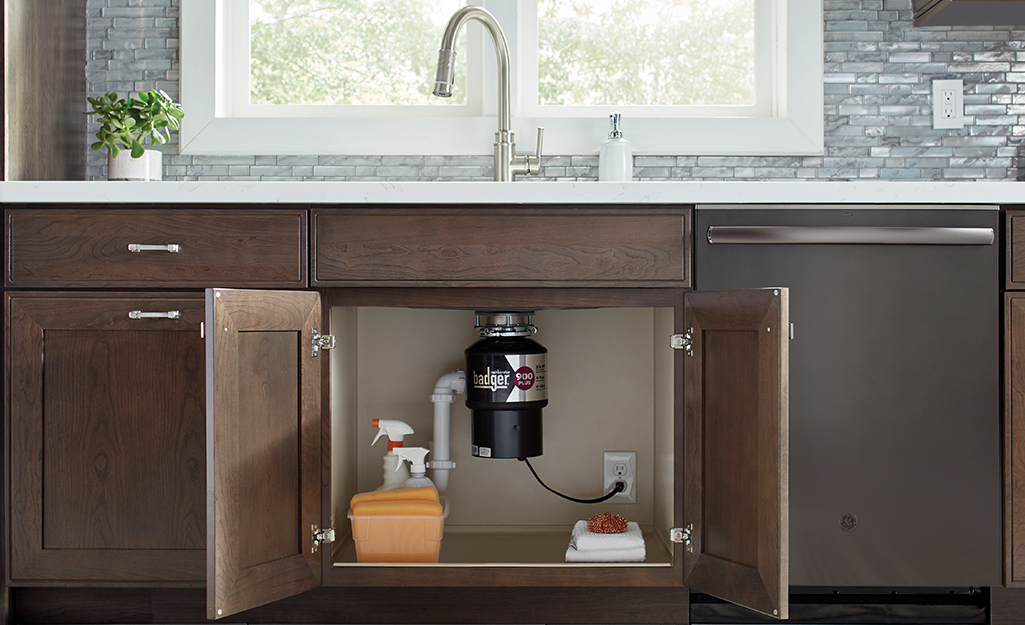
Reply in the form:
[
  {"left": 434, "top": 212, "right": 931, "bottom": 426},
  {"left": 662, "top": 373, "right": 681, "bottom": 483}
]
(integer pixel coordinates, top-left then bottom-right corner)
[
  {"left": 206, "top": 289, "right": 323, "bottom": 619},
  {"left": 683, "top": 288, "right": 789, "bottom": 620},
  {"left": 7, "top": 294, "right": 206, "bottom": 583},
  {"left": 1006, "top": 293, "right": 1025, "bottom": 585}
]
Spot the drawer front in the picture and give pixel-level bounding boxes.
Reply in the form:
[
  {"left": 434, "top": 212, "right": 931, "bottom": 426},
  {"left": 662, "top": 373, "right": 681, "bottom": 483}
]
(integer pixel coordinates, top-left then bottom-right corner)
[
  {"left": 313, "top": 207, "right": 691, "bottom": 287},
  {"left": 6, "top": 208, "right": 307, "bottom": 287}
]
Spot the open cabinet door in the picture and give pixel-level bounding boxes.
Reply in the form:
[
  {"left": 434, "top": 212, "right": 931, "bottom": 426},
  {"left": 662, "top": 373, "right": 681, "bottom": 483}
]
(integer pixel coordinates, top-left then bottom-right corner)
[
  {"left": 683, "top": 288, "right": 789, "bottom": 619},
  {"left": 206, "top": 288, "right": 323, "bottom": 619}
]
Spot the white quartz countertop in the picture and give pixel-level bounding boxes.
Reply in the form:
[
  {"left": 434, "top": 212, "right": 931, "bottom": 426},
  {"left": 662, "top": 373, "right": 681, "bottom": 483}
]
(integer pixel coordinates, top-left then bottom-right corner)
[{"left": 1, "top": 180, "right": 1023, "bottom": 205}]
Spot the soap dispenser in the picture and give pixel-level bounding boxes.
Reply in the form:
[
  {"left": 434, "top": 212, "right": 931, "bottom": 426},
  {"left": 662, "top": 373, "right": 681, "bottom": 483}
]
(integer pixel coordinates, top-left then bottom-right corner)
[{"left": 598, "top": 112, "right": 633, "bottom": 181}]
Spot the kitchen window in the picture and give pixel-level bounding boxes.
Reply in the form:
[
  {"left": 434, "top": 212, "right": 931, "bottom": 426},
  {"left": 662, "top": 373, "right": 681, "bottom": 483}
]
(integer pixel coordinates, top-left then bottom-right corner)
[{"left": 179, "top": 0, "right": 822, "bottom": 156}]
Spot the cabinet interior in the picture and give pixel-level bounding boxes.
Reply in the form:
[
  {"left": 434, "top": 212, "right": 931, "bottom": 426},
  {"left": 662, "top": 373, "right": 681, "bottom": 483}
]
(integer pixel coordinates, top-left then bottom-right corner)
[{"left": 328, "top": 305, "right": 676, "bottom": 567}]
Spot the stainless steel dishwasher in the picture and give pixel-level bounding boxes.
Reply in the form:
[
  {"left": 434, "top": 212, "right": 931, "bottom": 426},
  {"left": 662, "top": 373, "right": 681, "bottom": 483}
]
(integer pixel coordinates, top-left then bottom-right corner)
[{"left": 695, "top": 205, "right": 1000, "bottom": 589}]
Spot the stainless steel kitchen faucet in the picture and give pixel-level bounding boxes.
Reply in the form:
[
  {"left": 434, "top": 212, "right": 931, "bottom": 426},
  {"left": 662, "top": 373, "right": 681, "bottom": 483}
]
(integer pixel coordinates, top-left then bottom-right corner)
[{"left": 433, "top": 6, "right": 542, "bottom": 182}]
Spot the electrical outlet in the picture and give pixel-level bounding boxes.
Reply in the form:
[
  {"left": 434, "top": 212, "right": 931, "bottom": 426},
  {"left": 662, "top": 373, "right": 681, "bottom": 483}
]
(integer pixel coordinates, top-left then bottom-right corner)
[
  {"left": 932, "top": 79, "right": 964, "bottom": 129},
  {"left": 603, "top": 451, "right": 636, "bottom": 503}
]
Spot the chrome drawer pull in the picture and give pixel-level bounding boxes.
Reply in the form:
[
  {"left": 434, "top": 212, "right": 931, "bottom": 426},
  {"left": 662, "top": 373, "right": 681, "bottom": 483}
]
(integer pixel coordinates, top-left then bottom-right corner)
[
  {"left": 128, "top": 310, "right": 181, "bottom": 320},
  {"left": 128, "top": 243, "right": 181, "bottom": 253}
]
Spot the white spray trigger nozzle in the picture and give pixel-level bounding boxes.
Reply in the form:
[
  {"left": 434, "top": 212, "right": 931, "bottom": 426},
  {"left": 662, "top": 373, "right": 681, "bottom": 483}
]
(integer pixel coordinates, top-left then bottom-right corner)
[
  {"left": 372, "top": 419, "right": 414, "bottom": 447},
  {"left": 394, "top": 446, "right": 430, "bottom": 474}
]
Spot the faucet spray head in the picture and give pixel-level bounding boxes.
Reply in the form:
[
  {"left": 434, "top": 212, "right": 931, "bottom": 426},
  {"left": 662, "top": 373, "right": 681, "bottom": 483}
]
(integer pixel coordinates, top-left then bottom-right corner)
[{"left": 434, "top": 48, "right": 455, "bottom": 97}]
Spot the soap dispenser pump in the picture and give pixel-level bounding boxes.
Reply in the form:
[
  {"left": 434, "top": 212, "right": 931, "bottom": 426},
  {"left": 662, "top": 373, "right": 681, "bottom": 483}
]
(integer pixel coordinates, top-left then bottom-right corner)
[
  {"left": 394, "top": 446, "right": 436, "bottom": 489},
  {"left": 598, "top": 112, "right": 633, "bottom": 182}
]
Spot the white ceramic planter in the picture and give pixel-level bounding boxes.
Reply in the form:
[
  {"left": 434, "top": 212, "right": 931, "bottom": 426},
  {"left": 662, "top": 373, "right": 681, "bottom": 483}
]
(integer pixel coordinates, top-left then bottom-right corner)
[{"left": 107, "top": 149, "right": 162, "bottom": 181}]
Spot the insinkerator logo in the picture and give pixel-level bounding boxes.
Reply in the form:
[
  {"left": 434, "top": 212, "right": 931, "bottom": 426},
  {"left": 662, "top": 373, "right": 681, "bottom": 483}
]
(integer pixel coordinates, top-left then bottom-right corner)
[{"left": 472, "top": 366, "right": 537, "bottom": 392}]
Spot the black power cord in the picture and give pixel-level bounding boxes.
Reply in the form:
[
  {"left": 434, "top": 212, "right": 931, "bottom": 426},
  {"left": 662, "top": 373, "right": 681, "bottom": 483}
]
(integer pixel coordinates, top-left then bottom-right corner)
[{"left": 520, "top": 457, "right": 626, "bottom": 504}]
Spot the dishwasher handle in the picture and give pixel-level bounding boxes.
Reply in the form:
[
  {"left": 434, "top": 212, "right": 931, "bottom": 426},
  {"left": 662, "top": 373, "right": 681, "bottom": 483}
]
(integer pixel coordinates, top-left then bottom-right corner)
[{"left": 706, "top": 225, "right": 995, "bottom": 246}]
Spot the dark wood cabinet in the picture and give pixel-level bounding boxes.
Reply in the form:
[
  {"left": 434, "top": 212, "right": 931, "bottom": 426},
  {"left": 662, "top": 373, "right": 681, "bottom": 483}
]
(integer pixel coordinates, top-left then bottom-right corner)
[
  {"left": 3, "top": 206, "right": 309, "bottom": 588},
  {"left": 207, "top": 288, "right": 788, "bottom": 620},
  {"left": 3, "top": 204, "right": 789, "bottom": 624},
  {"left": 6, "top": 293, "right": 206, "bottom": 583}
]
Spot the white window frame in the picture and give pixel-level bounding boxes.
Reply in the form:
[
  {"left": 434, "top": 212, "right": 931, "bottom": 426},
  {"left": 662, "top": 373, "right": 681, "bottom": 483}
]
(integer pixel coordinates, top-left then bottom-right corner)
[{"left": 179, "top": 0, "right": 822, "bottom": 156}]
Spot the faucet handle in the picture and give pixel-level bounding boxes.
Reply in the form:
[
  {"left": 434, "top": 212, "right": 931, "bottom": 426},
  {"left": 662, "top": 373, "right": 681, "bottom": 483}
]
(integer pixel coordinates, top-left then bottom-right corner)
[
  {"left": 533, "top": 127, "right": 544, "bottom": 168},
  {"left": 522, "top": 127, "right": 544, "bottom": 176},
  {"left": 510, "top": 127, "right": 544, "bottom": 178}
]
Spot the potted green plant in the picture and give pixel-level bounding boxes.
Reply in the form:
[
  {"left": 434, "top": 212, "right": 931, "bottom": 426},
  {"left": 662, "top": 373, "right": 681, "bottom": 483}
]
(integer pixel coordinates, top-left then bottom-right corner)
[{"left": 85, "top": 89, "right": 184, "bottom": 181}]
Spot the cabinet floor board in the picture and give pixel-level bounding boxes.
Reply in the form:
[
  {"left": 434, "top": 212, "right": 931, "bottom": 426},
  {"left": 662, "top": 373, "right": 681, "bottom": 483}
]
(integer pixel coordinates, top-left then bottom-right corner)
[{"left": 331, "top": 527, "right": 673, "bottom": 567}]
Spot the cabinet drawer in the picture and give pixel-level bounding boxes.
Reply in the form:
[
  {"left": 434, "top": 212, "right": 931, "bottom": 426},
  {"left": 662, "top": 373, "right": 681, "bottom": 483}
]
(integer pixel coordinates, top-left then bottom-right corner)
[
  {"left": 6, "top": 207, "right": 307, "bottom": 287},
  {"left": 313, "top": 207, "right": 691, "bottom": 287}
]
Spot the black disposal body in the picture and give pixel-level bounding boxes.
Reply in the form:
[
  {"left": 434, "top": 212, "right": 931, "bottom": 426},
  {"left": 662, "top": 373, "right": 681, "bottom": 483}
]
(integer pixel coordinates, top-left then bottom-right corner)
[{"left": 465, "top": 313, "right": 547, "bottom": 459}]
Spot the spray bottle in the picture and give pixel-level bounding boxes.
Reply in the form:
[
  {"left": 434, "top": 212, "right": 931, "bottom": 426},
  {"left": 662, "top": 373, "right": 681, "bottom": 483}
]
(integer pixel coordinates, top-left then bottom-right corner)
[
  {"left": 372, "top": 419, "right": 414, "bottom": 490},
  {"left": 394, "top": 447, "right": 436, "bottom": 489}
]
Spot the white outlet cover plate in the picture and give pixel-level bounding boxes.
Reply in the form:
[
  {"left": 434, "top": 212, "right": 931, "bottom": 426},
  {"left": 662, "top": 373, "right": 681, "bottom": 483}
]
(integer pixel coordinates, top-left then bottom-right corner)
[
  {"left": 932, "top": 79, "right": 964, "bottom": 129},
  {"left": 603, "top": 451, "right": 636, "bottom": 503}
]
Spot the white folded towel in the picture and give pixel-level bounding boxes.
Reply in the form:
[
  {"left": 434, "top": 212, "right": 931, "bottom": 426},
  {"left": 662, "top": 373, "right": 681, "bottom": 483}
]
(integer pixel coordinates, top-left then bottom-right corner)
[
  {"left": 565, "top": 545, "right": 646, "bottom": 563},
  {"left": 569, "top": 520, "right": 644, "bottom": 551},
  {"left": 565, "top": 520, "right": 646, "bottom": 562}
]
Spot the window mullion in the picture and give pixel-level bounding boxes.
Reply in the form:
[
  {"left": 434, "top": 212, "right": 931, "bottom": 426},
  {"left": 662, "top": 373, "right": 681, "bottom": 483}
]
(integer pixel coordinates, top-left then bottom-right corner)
[
  {"left": 516, "top": 0, "right": 540, "bottom": 120},
  {"left": 228, "top": 0, "right": 251, "bottom": 116}
]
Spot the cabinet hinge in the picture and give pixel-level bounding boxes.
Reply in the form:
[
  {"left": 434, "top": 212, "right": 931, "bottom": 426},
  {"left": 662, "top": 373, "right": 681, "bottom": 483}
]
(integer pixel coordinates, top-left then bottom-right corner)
[
  {"left": 670, "top": 524, "right": 693, "bottom": 552},
  {"left": 670, "top": 329, "right": 694, "bottom": 356},
  {"left": 312, "top": 328, "right": 336, "bottom": 358},
  {"left": 312, "top": 525, "right": 335, "bottom": 552}
]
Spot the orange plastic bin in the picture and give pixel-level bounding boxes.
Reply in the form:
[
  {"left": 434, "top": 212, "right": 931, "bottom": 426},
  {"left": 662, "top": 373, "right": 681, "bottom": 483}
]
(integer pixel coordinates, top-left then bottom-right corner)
[{"left": 348, "top": 499, "right": 449, "bottom": 563}]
